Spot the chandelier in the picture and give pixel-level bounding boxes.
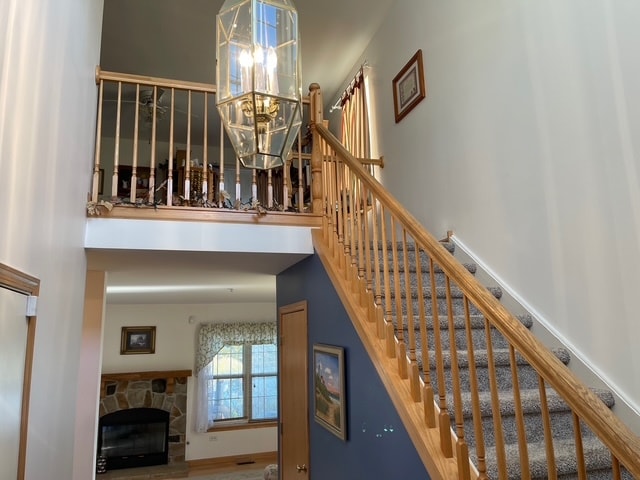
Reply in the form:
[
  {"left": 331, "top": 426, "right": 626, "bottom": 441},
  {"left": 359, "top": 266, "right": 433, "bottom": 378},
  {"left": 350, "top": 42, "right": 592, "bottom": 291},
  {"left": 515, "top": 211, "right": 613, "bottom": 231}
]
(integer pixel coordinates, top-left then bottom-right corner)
[{"left": 216, "top": 0, "right": 302, "bottom": 170}]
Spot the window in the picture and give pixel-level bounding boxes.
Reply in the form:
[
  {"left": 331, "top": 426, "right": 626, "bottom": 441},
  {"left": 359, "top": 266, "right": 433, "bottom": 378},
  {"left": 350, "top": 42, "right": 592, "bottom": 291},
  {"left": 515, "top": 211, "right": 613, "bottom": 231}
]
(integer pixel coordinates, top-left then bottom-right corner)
[
  {"left": 194, "top": 322, "right": 277, "bottom": 432},
  {"left": 203, "top": 343, "right": 278, "bottom": 424}
]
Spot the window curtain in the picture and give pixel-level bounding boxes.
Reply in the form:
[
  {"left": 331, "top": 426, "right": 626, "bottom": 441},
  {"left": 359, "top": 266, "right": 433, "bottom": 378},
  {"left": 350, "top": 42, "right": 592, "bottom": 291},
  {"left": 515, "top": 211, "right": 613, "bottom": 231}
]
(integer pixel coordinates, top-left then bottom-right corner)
[
  {"left": 195, "top": 322, "right": 276, "bottom": 432},
  {"left": 340, "top": 68, "right": 371, "bottom": 161},
  {"left": 339, "top": 68, "right": 372, "bottom": 215}
]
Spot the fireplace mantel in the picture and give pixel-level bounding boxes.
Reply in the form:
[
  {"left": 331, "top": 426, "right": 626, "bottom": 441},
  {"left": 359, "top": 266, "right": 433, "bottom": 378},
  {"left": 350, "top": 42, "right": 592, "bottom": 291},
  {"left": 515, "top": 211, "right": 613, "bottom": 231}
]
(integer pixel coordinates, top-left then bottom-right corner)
[{"left": 100, "top": 369, "right": 192, "bottom": 398}]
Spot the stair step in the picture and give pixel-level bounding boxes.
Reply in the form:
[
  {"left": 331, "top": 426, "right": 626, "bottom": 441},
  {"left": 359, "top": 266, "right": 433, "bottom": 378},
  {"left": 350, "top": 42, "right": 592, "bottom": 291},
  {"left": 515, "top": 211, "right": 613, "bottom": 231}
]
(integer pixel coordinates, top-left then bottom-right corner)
[
  {"left": 416, "top": 347, "right": 571, "bottom": 393},
  {"left": 395, "top": 314, "right": 533, "bottom": 351},
  {"left": 483, "top": 436, "right": 633, "bottom": 480},
  {"left": 452, "top": 388, "right": 614, "bottom": 448},
  {"left": 361, "top": 240, "right": 626, "bottom": 478}
]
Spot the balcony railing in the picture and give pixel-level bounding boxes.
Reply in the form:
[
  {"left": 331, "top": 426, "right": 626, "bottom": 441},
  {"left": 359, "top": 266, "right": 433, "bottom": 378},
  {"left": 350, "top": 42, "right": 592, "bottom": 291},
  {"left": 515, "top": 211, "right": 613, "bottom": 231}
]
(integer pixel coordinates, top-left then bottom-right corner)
[{"left": 89, "top": 68, "right": 316, "bottom": 221}]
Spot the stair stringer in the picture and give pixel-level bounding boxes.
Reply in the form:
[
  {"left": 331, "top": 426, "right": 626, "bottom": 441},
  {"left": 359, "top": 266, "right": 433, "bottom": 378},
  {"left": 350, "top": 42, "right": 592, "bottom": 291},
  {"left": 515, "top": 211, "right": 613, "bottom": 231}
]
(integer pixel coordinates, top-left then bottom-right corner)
[{"left": 312, "top": 229, "right": 466, "bottom": 480}]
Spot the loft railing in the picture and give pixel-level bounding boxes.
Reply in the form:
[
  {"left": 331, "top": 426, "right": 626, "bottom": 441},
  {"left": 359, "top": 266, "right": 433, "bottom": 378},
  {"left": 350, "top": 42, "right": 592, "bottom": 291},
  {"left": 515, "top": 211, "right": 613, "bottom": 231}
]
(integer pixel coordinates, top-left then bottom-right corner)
[
  {"left": 307, "top": 84, "right": 640, "bottom": 479},
  {"left": 89, "top": 68, "right": 314, "bottom": 217}
]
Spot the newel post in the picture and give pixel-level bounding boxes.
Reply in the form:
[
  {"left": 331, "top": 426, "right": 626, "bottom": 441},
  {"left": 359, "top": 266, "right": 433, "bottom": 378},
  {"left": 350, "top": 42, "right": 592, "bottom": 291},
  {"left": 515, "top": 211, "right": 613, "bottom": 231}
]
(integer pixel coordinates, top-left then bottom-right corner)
[{"left": 309, "top": 83, "right": 324, "bottom": 216}]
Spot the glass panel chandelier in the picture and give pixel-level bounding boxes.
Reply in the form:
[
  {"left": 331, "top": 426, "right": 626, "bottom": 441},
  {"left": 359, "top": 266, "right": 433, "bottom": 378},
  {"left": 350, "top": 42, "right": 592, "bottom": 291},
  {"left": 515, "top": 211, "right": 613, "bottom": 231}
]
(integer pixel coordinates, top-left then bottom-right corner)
[{"left": 216, "top": 0, "right": 302, "bottom": 170}]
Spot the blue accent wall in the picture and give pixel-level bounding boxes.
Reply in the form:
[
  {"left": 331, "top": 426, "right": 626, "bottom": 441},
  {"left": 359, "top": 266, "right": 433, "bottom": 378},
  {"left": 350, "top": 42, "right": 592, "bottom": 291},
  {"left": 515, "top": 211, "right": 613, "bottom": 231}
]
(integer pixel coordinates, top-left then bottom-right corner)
[{"left": 277, "top": 254, "right": 430, "bottom": 480}]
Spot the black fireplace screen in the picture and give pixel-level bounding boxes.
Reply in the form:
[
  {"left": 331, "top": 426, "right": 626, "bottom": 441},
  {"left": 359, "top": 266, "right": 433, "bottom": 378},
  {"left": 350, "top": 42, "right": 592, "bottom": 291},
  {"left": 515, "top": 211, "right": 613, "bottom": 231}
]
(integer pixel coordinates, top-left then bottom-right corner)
[{"left": 98, "top": 408, "right": 169, "bottom": 471}]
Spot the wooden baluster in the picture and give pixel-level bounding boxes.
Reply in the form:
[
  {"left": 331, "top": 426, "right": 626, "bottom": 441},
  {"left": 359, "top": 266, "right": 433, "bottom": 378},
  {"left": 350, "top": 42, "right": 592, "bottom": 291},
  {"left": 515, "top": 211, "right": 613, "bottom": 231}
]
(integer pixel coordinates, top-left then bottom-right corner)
[
  {"left": 463, "top": 296, "right": 488, "bottom": 478},
  {"left": 235, "top": 157, "right": 241, "bottom": 207},
  {"left": 370, "top": 193, "right": 384, "bottom": 336},
  {"left": 445, "top": 276, "right": 470, "bottom": 479},
  {"left": 148, "top": 85, "right": 158, "bottom": 204},
  {"left": 355, "top": 178, "right": 366, "bottom": 289},
  {"left": 267, "top": 169, "right": 273, "bottom": 208},
  {"left": 572, "top": 412, "right": 587, "bottom": 480},
  {"left": 429, "top": 257, "right": 452, "bottom": 458},
  {"left": 611, "top": 455, "right": 622, "bottom": 480},
  {"left": 390, "top": 218, "right": 405, "bottom": 364},
  {"left": 283, "top": 157, "right": 289, "bottom": 210},
  {"left": 538, "top": 376, "right": 557, "bottom": 480},
  {"left": 320, "top": 137, "right": 329, "bottom": 239},
  {"left": 328, "top": 149, "right": 338, "bottom": 257},
  {"left": 219, "top": 123, "right": 225, "bottom": 207},
  {"left": 486, "top": 316, "right": 508, "bottom": 477},
  {"left": 417, "top": 251, "right": 435, "bottom": 428},
  {"left": 167, "top": 88, "right": 175, "bottom": 206},
  {"left": 335, "top": 155, "right": 346, "bottom": 269},
  {"left": 202, "top": 92, "right": 209, "bottom": 204},
  {"left": 184, "top": 91, "right": 192, "bottom": 204},
  {"left": 296, "top": 129, "right": 303, "bottom": 212},
  {"left": 346, "top": 164, "right": 357, "bottom": 281},
  {"left": 112, "top": 81, "right": 123, "bottom": 200},
  {"left": 401, "top": 232, "right": 419, "bottom": 401},
  {"left": 510, "top": 345, "right": 531, "bottom": 480},
  {"left": 308, "top": 83, "right": 324, "bottom": 216},
  {"left": 92, "top": 79, "right": 104, "bottom": 203},
  {"left": 361, "top": 183, "right": 373, "bottom": 307},
  {"left": 129, "top": 84, "right": 139, "bottom": 203}
]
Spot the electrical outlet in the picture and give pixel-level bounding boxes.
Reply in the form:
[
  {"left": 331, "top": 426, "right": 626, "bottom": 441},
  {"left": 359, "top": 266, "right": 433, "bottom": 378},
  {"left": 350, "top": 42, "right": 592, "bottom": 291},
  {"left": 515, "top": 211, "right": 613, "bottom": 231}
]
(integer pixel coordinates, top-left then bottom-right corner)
[{"left": 209, "top": 435, "right": 218, "bottom": 442}]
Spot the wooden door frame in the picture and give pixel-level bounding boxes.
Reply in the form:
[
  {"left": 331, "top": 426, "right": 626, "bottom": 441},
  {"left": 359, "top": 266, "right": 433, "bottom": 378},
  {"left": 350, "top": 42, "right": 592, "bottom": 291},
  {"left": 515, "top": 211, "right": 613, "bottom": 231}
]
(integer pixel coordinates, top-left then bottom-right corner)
[{"left": 0, "top": 263, "right": 40, "bottom": 480}]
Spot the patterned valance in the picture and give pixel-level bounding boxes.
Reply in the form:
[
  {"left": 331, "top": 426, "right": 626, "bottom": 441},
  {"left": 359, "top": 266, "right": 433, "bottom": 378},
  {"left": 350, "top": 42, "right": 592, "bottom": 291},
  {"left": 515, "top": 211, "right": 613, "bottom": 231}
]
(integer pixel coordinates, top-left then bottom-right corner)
[{"left": 195, "top": 322, "right": 276, "bottom": 374}]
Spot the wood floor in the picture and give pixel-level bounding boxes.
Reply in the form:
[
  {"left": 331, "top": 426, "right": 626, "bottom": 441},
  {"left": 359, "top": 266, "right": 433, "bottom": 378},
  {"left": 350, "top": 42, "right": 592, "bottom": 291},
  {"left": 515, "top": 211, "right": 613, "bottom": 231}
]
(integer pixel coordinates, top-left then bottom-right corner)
[
  {"left": 187, "top": 459, "right": 273, "bottom": 477},
  {"left": 98, "top": 459, "right": 273, "bottom": 480}
]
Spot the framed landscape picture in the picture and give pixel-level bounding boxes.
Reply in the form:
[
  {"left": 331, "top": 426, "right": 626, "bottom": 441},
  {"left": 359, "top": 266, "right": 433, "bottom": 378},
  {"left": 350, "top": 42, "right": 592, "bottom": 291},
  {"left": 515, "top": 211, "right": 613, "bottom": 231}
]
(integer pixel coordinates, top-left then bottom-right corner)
[
  {"left": 313, "top": 344, "right": 346, "bottom": 440},
  {"left": 120, "top": 326, "right": 156, "bottom": 355}
]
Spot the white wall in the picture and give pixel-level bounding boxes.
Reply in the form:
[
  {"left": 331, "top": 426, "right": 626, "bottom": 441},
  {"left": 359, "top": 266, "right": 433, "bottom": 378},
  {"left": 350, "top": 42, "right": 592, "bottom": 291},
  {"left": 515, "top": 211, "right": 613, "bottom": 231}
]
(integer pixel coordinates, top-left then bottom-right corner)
[
  {"left": 102, "top": 303, "right": 278, "bottom": 461},
  {"left": 330, "top": 0, "right": 640, "bottom": 418},
  {"left": 0, "top": 0, "right": 103, "bottom": 479}
]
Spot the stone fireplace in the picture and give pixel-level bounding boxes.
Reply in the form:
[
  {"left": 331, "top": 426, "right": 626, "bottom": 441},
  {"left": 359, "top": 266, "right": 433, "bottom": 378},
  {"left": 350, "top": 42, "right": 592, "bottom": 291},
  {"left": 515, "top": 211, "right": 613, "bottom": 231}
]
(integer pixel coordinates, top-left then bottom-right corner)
[{"left": 98, "top": 370, "right": 191, "bottom": 470}]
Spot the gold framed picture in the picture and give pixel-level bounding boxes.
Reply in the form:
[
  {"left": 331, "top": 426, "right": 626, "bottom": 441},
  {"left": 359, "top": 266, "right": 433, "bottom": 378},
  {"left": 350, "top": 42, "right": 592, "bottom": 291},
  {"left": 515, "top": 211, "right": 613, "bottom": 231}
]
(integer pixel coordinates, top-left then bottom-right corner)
[
  {"left": 392, "top": 49, "right": 426, "bottom": 123},
  {"left": 120, "top": 326, "right": 156, "bottom": 355}
]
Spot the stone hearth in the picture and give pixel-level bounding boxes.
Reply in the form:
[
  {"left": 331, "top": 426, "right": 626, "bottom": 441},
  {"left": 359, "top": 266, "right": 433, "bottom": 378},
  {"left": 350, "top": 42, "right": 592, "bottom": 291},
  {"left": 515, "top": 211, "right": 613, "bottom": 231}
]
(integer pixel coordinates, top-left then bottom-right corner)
[{"left": 99, "top": 370, "right": 192, "bottom": 466}]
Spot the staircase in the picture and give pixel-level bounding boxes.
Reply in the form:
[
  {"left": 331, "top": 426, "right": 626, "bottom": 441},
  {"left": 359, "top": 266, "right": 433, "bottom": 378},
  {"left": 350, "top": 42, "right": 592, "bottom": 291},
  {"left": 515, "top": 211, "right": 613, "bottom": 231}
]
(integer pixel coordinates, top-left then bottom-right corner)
[
  {"left": 376, "top": 240, "right": 630, "bottom": 479},
  {"left": 307, "top": 88, "right": 640, "bottom": 479}
]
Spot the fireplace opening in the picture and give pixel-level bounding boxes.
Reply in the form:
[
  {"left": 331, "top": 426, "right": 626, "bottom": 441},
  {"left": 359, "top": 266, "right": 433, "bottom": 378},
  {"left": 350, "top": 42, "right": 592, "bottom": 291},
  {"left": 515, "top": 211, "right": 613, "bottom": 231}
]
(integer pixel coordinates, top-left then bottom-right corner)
[{"left": 98, "top": 407, "right": 169, "bottom": 471}]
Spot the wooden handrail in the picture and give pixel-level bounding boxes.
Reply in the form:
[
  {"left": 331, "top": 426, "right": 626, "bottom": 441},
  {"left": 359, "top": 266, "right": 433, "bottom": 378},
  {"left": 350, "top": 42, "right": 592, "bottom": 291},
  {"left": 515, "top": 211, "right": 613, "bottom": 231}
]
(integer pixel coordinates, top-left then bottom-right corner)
[
  {"left": 313, "top": 121, "right": 640, "bottom": 477},
  {"left": 95, "top": 67, "right": 217, "bottom": 94}
]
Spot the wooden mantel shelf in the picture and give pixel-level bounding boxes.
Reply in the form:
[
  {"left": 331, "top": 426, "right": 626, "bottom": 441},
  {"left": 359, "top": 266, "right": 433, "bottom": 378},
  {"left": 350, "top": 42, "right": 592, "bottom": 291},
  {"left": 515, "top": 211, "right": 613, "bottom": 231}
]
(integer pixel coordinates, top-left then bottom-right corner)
[{"left": 100, "top": 369, "right": 192, "bottom": 398}]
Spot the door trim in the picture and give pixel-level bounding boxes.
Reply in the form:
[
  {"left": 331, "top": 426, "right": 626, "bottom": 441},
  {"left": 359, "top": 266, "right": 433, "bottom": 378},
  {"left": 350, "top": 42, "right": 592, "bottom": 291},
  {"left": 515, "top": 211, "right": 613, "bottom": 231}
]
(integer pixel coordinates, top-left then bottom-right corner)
[{"left": 0, "top": 263, "right": 40, "bottom": 480}]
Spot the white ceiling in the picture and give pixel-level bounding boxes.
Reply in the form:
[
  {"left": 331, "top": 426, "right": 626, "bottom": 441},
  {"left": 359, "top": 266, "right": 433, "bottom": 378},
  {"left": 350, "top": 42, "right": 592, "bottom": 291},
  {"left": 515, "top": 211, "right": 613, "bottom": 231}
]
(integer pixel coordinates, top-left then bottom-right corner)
[
  {"left": 100, "top": 0, "right": 394, "bottom": 109},
  {"left": 97, "top": 0, "right": 393, "bottom": 304},
  {"left": 87, "top": 249, "right": 309, "bottom": 304}
]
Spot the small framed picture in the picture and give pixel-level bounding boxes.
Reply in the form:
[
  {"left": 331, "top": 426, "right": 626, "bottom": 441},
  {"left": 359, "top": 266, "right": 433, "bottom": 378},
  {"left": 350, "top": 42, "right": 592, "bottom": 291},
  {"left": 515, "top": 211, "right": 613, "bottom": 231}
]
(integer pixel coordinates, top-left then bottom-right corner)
[
  {"left": 392, "top": 49, "right": 426, "bottom": 123},
  {"left": 120, "top": 326, "right": 156, "bottom": 355},
  {"left": 313, "top": 344, "right": 346, "bottom": 440}
]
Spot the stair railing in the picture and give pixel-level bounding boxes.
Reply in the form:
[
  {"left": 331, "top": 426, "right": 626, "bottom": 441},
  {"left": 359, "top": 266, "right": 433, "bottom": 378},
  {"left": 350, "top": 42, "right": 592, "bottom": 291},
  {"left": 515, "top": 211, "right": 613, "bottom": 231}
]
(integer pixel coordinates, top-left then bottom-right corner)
[{"left": 308, "top": 84, "right": 640, "bottom": 480}]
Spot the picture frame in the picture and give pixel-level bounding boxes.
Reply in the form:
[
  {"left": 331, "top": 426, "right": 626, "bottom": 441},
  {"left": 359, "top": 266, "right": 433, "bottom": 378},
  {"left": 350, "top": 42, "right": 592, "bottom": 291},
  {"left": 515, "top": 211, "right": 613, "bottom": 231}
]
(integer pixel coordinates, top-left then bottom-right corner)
[
  {"left": 313, "top": 344, "right": 346, "bottom": 440},
  {"left": 120, "top": 326, "right": 156, "bottom": 355},
  {"left": 392, "top": 49, "right": 426, "bottom": 123}
]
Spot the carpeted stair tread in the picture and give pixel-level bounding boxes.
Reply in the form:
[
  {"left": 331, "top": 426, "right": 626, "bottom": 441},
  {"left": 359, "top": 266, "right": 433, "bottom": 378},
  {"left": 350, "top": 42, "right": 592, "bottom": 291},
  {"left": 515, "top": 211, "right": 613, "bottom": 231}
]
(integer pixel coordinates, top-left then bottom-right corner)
[
  {"left": 420, "top": 347, "right": 571, "bottom": 369},
  {"left": 482, "top": 436, "right": 631, "bottom": 480},
  {"left": 388, "top": 284, "right": 503, "bottom": 300},
  {"left": 452, "top": 387, "right": 615, "bottom": 418},
  {"left": 395, "top": 314, "right": 534, "bottom": 331}
]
